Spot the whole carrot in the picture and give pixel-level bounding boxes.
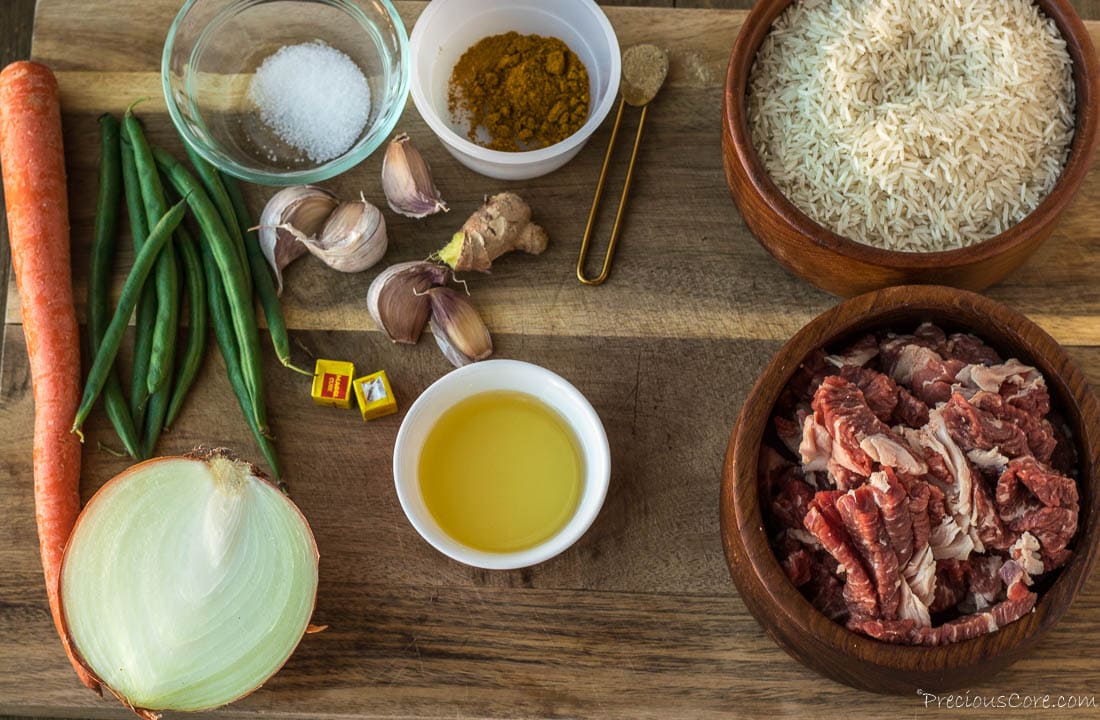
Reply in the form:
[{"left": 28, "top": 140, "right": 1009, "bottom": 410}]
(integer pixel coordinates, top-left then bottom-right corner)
[{"left": 0, "top": 61, "right": 99, "bottom": 693}]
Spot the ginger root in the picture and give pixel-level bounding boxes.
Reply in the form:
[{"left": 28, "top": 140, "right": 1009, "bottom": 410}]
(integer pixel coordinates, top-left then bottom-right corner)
[{"left": 436, "top": 192, "right": 548, "bottom": 272}]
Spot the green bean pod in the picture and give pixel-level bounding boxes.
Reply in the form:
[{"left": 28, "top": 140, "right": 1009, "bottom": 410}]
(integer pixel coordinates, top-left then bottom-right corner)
[
  {"left": 221, "top": 172, "right": 312, "bottom": 376},
  {"left": 121, "top": 111, "right": 179, "bottom": 398},
  {"left": 72, "top": 199, "right": 188, "bottom": 439},
  {"left": 183, "top": 144, "right": 250, "bottom": 296},
  {"left": 89, "top": 114, "right": 142, "bottom": 459},
  {"left": 120, "top": 137, "right": 156, "bottom": 427},
  {"left": 164, "top": 224, "right": 208, "bottom": 429},
  {"left": 152, "top": 147, "right": 268, "bottom": 433},
  {"left": 199, "top": 237, "right": 281, "bottom": 478}
]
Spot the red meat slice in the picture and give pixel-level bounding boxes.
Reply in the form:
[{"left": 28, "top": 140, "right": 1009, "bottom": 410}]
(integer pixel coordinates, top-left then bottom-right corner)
[
  {"left": 825, "top": 334, "right": 880, "bottom": 369},
  {"left": 804, "top": 504, "right": 879, "bottom": 621},
  {"left": 969, "top": 392, "right": 1056, "bottom": 463},
  {"left": 852, "top": 592, "right": 1036, "bottom": 645},
  {"left": 813, "top": 377, "right": 926, "bottom": 476},
  {"left": 771, "top": 471, "right": 816, "bottom": 531},
  {"left": 837, "top": 486, "right": 901, "bottom": 620},
  {"left": 893, "top": 386, "right": 930, "bottom": 428},
  {"left": 870, "top": 470, "right": 914, "bottom": 568},
  {"left": 942, "top": 393, "right": 1030, "bottom": 459},
  {"left": 1010, "top": 507, "right": 1077, "bottom": 556},
  {"left": 945, "top": 333, "right": 1003, "bottom": 365},
  {"left": 931, "top": 559, "right": 968, "bottom": 613},
  {"left": 838, "top": 366, "right": 900, "bottom": 423},
  {"left": 972, "top": 478, "right": 1010, "bottom": 551}
]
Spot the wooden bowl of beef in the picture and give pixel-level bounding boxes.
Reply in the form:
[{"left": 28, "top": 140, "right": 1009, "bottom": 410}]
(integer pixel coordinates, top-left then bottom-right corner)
[
  {"left": 720, "top": 285, "right": 1100, "bottom": 693},
  {"left": 721, "top": 0, "right": 1100, "bottom": 298}
]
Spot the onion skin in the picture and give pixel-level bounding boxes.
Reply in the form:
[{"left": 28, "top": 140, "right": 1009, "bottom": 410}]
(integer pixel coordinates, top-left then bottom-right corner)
[{"left": 58, "top": 448, "right": 319, "bottom": 718}]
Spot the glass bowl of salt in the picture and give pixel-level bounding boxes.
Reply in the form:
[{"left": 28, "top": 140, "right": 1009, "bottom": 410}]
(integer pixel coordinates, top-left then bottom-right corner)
[{"left": 163, "top": 0, "right": 410, "bottom": 186}]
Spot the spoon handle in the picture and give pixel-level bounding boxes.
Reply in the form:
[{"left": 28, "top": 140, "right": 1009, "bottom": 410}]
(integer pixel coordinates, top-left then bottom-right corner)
[{"left": 577, "top": 98, "right": 651, "bottom": 286}]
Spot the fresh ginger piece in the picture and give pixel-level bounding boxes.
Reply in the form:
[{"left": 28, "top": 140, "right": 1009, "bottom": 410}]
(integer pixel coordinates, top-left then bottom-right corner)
[{"left": 437, "top": 192, "right": 548, "bottom": 272}]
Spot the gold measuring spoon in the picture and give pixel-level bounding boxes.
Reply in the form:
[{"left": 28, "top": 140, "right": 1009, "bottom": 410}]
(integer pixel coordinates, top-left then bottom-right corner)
[{"left": 576, "top": 44, "right": 670, "bottom": 286}]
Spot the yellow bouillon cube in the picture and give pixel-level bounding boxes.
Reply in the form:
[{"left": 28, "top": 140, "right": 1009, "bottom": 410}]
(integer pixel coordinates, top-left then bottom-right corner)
[
  {"left": 311, "top": 359, "right": 355, "bottom": 409},
  {"left": 353, "top": 371, "right": 398, "bottom": 421}
]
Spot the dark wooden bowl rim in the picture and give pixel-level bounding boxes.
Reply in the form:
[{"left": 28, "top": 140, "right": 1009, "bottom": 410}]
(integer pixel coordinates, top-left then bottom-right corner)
[
  {"left": 721, "top": 285, "right": 1100, "bottom": 685},
  {"left": 723, "top": 0, "right": 1100, "bottom": 269}
]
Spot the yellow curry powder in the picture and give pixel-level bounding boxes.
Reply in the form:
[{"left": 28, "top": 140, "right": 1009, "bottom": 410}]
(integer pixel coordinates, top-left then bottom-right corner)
[{"left": 448, "top": 32, "right": 590, "bottom": 152}]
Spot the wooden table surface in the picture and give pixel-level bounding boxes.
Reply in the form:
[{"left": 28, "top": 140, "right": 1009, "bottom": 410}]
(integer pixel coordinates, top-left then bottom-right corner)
[{"left": 2, "top": 1, "right": 1100, "bottom": 719}]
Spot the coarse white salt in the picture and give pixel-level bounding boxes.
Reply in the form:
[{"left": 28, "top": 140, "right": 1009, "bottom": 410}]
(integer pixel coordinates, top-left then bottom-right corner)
[{"left": 249, "top": 41, "right": 372, "bottom": 164}]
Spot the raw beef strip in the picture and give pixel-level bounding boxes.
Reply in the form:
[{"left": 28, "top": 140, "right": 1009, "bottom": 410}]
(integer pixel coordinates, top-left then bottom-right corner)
[
  {"left": 1041, "top": 547, "right": 1073, "bottom": 572},
  {"left": 771, "top": 470, "right": 816, "bottom": 531},
  {"left": 837, "top": 486, "right": 902, "bottom": 620},
  {"left": 778, "top": 533, "right": 813, "bottom": 586},
  {"left": 972, "top": 479, "right": 1010, "bottom": 551},
  {"left": 869, "top": 471, "right": 914, "bottom": 567},
  {"left": 910, "top": 357, "right": 968, "bottom": 406},
  {"left": 788, "top": 348, "right": 831, "bottom": 404},
  {"left": 945, "top": 333, "right": 1003, "bottom": 365},
  {"left": 942, "top": 393, "right": 1030, "bottom": 459},
  {"left": 893, "top": 386, "right": 930, "bottom": 428},
  {"left": 799, "top": 414, "right": 832, "bottom": 473},
  {"left": 827, "top": 461, "right": 866, "bottom": 492},
  {"left": 965, "top": 555, "right": 1005, "bottom": 611},
  {"left": 804, "top": 503, "right": 879, "bottom": 620},
  {"left": 855, "top": 591, "right": 1036, "bottom": 645},
  {"left": 826, "top": 334, "right": 879, "bottom": 368},
  {"left": 1010, "top": 507, "right": 1077, "bottom": 557},
  {"left": 969, "top": 392, "right": 1056, "bottom": 463},
  {"left": 813, "top": 377, "right": 927, "bottom": 476},
  {"left": 879, "top": 326, "right": 945, "bottom": 373},
  {"left": 931, "top": 559, "right": 968, "bottom": 613},
  {"left": 905, "top": 480, "right": 933, "bottom": 552},
  {"left": 996, "top": 455, "right": 1079, "bottom": 525},
  {"left": 837, "top": 366, "right": 899, "bottom": 423},
  {"left": 805, "top": 552, "right": 848, "bottom": 621},
  {"left": 774, "top": 415, "right": 803, "bottom": 457},
  {"left": 757, "top": 445, "right": 790, "bottom": 513}
]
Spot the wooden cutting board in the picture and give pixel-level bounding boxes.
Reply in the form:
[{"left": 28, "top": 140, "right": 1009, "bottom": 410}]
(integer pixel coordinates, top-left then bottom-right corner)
[{"left": 2, "top": 2, "right": 1100, "bottom": 718}]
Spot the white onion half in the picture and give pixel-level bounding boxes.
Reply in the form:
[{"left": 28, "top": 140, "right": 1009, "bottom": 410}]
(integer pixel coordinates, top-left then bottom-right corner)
[{"left": 60, "top": 451, "right": 319, "bottom": 717}]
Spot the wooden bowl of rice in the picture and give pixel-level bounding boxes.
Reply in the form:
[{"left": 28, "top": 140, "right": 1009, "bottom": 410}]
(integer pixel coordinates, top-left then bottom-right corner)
[
  {"left": 722, "top": 0, "right": 1100, "bottom": 298},
  {"left": 721, "top": 285, "right": 1100, "bottom": 693}
]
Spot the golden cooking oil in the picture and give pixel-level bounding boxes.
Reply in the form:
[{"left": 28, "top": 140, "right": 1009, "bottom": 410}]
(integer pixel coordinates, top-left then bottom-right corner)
[{"left": 418, "top": 390, "right": 583, "bottom": 553}]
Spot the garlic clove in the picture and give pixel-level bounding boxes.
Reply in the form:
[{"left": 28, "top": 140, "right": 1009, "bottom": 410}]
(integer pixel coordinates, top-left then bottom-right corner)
[
  {"left": 258, "top": 185, "right": 339, "bottom": 295},
  {"left": 367, "top": 261, "right": 450, "bottom": 344},
  {"left": 427, "top": 287, "right": 493, "bottom": 367},
  {"left": 381, "top": 133, "right": 448, "bottom": 219},
  {"left": 301, "top": 193, "right": 387, "bottom": 273}
]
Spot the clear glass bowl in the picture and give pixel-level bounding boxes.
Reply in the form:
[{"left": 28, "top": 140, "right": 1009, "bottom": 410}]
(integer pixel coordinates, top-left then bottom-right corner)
[{"left": 162, "top": 0, "right": 410, "bottom": 186}]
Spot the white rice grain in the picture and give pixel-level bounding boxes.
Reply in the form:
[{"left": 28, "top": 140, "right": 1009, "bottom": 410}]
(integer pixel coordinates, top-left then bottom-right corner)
[{"left": 747, "top": 0, "right": 1075, "bottom": 251}]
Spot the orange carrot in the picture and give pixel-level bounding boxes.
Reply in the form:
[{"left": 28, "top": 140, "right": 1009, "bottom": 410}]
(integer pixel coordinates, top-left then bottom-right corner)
[{"left": 0, "top": 61, "right": 99, "bottom": 693}]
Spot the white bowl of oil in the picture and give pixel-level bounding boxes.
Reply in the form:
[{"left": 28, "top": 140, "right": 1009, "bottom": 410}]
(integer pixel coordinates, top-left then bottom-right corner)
[{"left": 393, "top": 359, "right": 610, "bottom": 570}]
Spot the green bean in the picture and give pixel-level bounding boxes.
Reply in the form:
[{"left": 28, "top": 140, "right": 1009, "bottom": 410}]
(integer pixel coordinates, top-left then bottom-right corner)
[
  {"left": 72, "top": 199, "right": 188, "bottom": 439},
  {"left": 183, "top": 144, "right": 251, "bottom": 296},
  {"left": 199, "top": 238, "right": 281, "bottom": 478},
  {"left": 142, "top": 386, "right": 170, "bottom": 459},
  {"left": 121, "top": 112, "right": 179, "bottom": 398},
  {"left": 120, "top": 138, "right": 156, "bottom": 427},
  {"left": 152, "top": 147, "right": 268, "bottom": 433},
  {"left": 164, "top": 224, "right": 207, "bottom": 429},
  {"left": 221, "top": 172, "right": 312, "bottom": 376},
  {"left": 89, "top": 114, "right": 142, "bottom": 459}
]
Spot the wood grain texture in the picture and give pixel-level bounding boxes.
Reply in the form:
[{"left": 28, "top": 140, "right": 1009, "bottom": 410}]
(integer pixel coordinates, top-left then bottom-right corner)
[
  {"left": 722, "top": 286, "right": 1100, "bottom": 694},
  {"left": 2, "top": 2, "right": 1100, "bottom": 719}
]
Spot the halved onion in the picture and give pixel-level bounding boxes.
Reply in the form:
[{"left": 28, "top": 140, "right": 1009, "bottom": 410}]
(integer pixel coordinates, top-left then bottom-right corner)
[{"left": 60, "top": 450, "right": 319, "bottom": 718}]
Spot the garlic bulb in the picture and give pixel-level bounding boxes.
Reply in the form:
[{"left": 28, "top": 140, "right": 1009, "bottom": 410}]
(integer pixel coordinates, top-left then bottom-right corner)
[
  {"left": 428, "top": 287, "right": 493, "bottom": 367},
  {"left": 258, "top": 185, "right": 339, "bottom": 294},
  {"left": 299, "top": 194, "right": 387, "bottom": 273},
  {"left": 382, "top": 133, "right": 448, "bottom": 219},
  {"left": 367, "top": 261, "right": 450, "bottom": 344}
]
